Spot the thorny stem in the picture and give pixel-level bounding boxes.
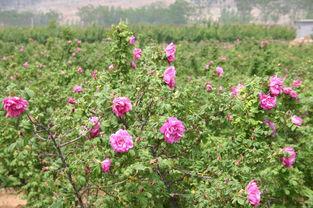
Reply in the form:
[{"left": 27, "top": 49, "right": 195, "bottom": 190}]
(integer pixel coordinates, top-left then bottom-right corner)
[{"left": 26, "top": 114, "right": 85, "bottom": 208}]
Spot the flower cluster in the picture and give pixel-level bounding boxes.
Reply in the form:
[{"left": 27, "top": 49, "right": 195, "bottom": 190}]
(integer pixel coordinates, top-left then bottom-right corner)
[
  {"left": 165, "top": 42, "right": 176, "bottom": 63},
  {"left": 160, "top": 117, "right": 185, "bottom": 144},
  {"left": 231, "top": 83, "right": 244, "bottom": 97},
  {"left": 110, "top": 129, "right": 134, "bottom": 153},
  {"left": 73, "top": 85, "right": 83, "bottom": 93},
  {"left": 129, "top": 35, "right": 141, "bottom": 69},
  {"left": 101, "top": 158, "right": 112, "bottom": 173},
  {"left": 259, "top": 93, "right": 277, "bottom": 110},
  {"left": 216, "top": 66, "right": 224, "bottom": 77},
  {"left": 89, "top": 116, "right": 101, "bottom": 139},
  {"left": 112, "top": 97, "right": 132, "bottom": 117},
  {"left": 281, "top": 147, "right": 297, "bottom": 168},
  {"left": 246, "top": 180, "right": 261, "bottom": 207},
  {"left": 163, "top": 66, "right": 176, "bottom": 90},
  {"left": 163, "top": 43, "right": 177, "bottom": 89},
  {"left": 2, "top": 97, "right": 29, "bottom": 118}
]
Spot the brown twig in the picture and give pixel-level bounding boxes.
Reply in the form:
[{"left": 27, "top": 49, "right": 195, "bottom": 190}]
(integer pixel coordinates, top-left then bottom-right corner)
[{"left": 26, "top": 114, "right": 86, "bottom": 208}]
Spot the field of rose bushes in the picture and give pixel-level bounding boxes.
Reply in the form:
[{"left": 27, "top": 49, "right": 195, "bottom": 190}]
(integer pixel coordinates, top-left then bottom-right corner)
[{"left": 1, "top": 23, "right": 313, "bottom": 207}]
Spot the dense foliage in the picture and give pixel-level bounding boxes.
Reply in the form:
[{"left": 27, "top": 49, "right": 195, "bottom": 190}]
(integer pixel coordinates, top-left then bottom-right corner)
[{"left": 0, "top": 23, "right": 313, "bottom": 207}]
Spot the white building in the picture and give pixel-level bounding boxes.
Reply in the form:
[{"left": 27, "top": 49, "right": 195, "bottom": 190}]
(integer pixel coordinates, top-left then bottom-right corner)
[{"left": 295, "top": 19, "right": 313, "bottom": 38}]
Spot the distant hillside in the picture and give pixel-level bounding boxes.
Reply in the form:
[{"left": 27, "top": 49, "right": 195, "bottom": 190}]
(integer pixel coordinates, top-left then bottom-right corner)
[
  {"left": 190, "top": 0, "right": 313, "bottom": 25},
  {"left": 1, "top": 0, "right": 313, "bottom": 25}
]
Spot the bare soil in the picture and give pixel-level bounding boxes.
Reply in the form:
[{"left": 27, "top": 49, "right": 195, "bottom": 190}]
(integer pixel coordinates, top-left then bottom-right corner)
[{"left": 0, "top": 189, "right": 26, "bottom": 208}]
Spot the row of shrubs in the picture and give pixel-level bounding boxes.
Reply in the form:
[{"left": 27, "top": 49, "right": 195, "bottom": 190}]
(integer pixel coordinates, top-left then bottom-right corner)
[{"left": 0, "top": 22, "right": 295, "bottom": 44}]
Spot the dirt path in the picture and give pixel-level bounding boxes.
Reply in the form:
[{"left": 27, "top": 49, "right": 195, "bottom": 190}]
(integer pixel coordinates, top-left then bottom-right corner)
[{"left": 0, "top": 189, "right": 26, "bottom": 208}]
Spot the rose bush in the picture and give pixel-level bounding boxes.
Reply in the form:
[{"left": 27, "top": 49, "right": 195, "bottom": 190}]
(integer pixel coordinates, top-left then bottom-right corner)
[{"left": 0, "top": 22, "right": 313, "bottom": 207}]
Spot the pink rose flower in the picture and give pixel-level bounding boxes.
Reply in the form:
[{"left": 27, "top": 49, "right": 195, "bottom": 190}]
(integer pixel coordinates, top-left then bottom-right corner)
[
  {"left": 112, "top": 97, "right": 132, "bottom": 117},
  {"left": 283, "top": 87, "right": 292, "bottom": 95},
  {"left": 216, "top": 66, "right": 224, "bottom": 77},
  {"left": 163, "top": 66, "right": 176, "bottom": 90},
  {"left": 289, "top": 90, "right": 298, "bottom": 99},
  {"left": 259, "top": 93, "right": 276, "bottom": 110},
  {"left": 283, "top": 87, "right": 298, "bottom": 99},
  {"left": 129, "top": 35, "right": 136, "bottom": 45},
  {"left": 23, "top": 62, "right": 29, "bottom": 69},
  {"left": 110, "top": 129, "right": 133, "bottom": 153},
  {"left": 263, "top": 119, "right": 276, "bottom": 137},
  {"left": 291, "top": 115, "right": 303, "bottom": 126},
  {"left": 91, "top": 70, "right": 97, "bottom": 80},
  {"left": 246, "top": 180, "right": 261, "bottom": 207},
  {"left": 281, "top": 147, "right": 296, "bottom": 168},
  {"left": 67, "top": 97, "right": 77, "bottom": 105},
  {"left": 292, "top": 79, "right": 302, "bottom": 88},
  {"left": 131, "top": 61, "right": 136, "bottom": 69},
  {"left": 269, "top": 75, "right": 284, "bottom": 96},
  {"left": 231, "top": 83, "right": 244, "bottom": 97},
  {"left": 165, "top": 43, "right": 176, "bottom": 63},
  {"left": 73, "top": 85, "right": 83, "bottom": 93},
  {"left": 89, "top": 116, "right": 101, "bottom": 139},
  {"left": 160, "top": 117, "right": 186, "bottom": 144},
  {"left": 206, "top": 82, "right": 213, "bottom": 92},
  {"left": 77, "top": 66, "right": 84, "bottom": 74},
  {"left": 2, "top": 97, "right": 29, "bottom": 118},
  {"left": 101, "top": 158, "right": 111, "bottom": 173},
  {"left": 133, "top": 48, "right": 142, "bottom": 61}
]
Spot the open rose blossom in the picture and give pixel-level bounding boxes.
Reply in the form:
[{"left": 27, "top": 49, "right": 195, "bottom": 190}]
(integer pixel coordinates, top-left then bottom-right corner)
[
  {"left": 246, "top": 180, "right": 261, "bottom": 207},
  {"left": 160, "top": 117, "right": 186, "bottom": 144},
  {"left": 291, "top": 115, "right": 303, "bottom": 126},
  {"left": 165, "top": 42, "right": 176, "bottom": 63},
  {"left": 112, "top": 97, "right": 132, "bottom": 117},
  {"left": 292, "top": 79, "right": 302, "bottom": 88},
  {"left": 263, "top": 119, "right": 277, "bottom": 137},
  {"left": 163, "top": 66, "right": 176, "bottom": 90},
  {"left": 281, "top": 147, "right": 296, "bottom": 168},
  {"left": 283, "top": 87, "right": 298, "bottom": 99},
  {"left": 67, "top": 97, "right": 77, "bottom": 105},
  {"left": 269, "top": 75, "right": 284, "bottom": 96},
  {"left": 2, "top": 97, "right": 29, "bottom": 118},
  {"left": 110, "top": 129, "right": 133, "bottom": 153},
  {"left": 231, "top": 83, "right": 244, "bottom": 97},
  {"left": 73, "top": 85, "right": 83, "bottom": 93},
  {"left": 133, "top": 48, "right": 142, "bottom": 60},
  {"left": 89, "top": 116, "right": 101, "bottom": 139},
  {"left": 129, "top": 35, "right": 136, "bottom": 45},
  {"left": 206, "top": 82, "right": 213, "bottom": 92},
  {"left": 216, "top": 66, "right": 224, "bottom": 77},
  {"left": 101, "top": 158, "right": 112, "bottom": 173},
  {"left": 259, "top": 93, "right": 276, "bottom": 110}
]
